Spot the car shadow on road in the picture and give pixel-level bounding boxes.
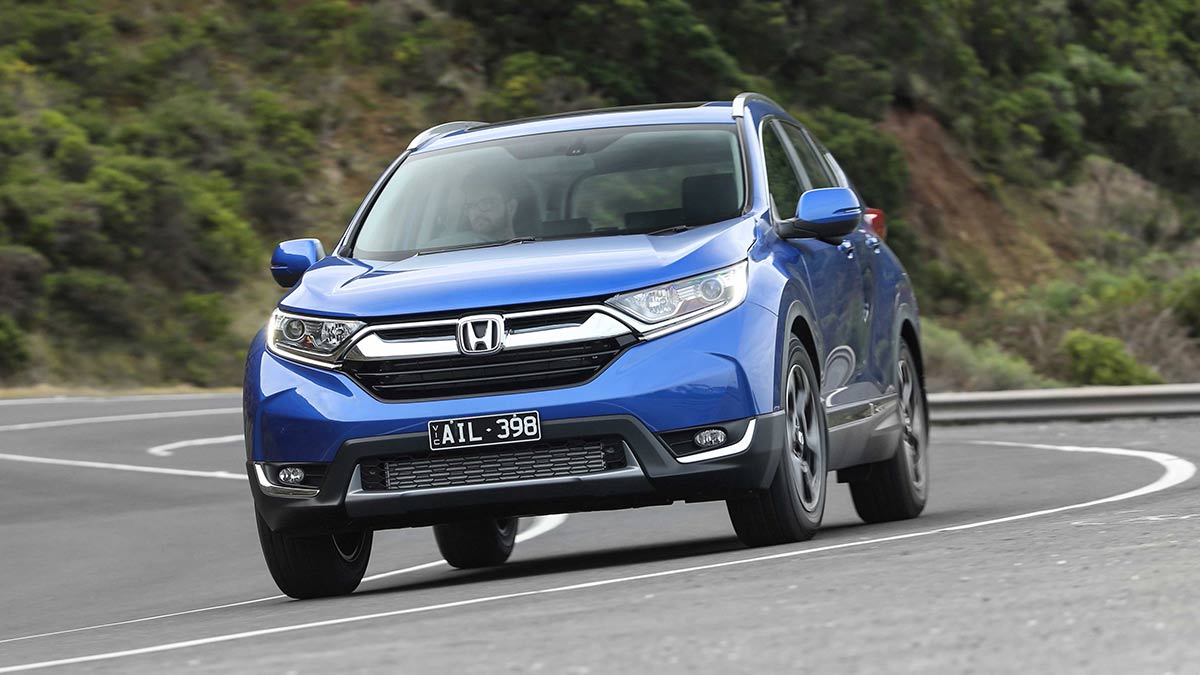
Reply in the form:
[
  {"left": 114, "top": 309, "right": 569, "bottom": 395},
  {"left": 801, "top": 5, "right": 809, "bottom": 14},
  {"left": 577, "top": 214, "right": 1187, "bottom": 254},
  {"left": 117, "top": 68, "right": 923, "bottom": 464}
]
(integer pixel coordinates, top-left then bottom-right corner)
[{"left": 357, "top": 535, "right": 748, "bottom": 597}]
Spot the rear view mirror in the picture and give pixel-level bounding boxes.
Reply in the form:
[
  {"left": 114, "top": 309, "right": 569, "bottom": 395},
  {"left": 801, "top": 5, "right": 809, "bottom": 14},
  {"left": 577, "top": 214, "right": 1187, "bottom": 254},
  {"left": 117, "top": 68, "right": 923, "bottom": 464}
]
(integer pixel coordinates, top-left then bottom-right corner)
[
  {"left": 270, "top": 239, "right": 325, "bottom": 288},
  {"left": 777, "top": 187, "right": 862, "bottom": 240}
]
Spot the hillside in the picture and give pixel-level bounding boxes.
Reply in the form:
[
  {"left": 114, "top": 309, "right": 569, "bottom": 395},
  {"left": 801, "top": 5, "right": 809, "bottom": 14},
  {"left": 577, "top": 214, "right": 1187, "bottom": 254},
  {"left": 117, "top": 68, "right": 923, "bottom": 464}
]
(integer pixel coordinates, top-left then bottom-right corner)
[{"left": 1, "top": 0, "right": 1198, "bottom": 390}]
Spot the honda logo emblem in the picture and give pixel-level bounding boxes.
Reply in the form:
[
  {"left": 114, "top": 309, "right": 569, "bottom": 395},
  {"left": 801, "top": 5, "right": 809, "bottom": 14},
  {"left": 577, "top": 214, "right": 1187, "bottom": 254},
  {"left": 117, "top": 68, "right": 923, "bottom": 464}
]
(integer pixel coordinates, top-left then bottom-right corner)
[{"left": 457, "top": 315, "right": 504, "bottom": 354}]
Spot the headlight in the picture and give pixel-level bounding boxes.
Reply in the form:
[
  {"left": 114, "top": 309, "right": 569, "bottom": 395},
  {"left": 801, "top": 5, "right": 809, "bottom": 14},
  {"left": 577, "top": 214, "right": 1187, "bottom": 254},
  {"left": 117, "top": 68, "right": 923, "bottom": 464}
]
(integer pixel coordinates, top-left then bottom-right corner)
[
  {"left": 268, "top": 309, "right": 364, "bottom": 364},
  {"left": 607, "top": 260, "right": 748, "bottom": 331}
]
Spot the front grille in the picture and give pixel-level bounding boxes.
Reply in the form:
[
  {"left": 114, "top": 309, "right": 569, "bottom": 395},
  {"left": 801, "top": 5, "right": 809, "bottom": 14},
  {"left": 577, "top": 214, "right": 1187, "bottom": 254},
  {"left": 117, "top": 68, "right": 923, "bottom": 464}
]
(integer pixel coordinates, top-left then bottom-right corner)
[
  {"left": 358, "top": 438, "right": 627, "bottom": 491},
  {"left": 344, "top": 335, "right": 636, "bottom": 401}
]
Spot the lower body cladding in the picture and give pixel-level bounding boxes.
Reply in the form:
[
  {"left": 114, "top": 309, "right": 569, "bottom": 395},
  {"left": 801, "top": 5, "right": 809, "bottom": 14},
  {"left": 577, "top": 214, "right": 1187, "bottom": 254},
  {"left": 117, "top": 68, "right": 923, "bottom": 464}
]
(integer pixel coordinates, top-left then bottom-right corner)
[{"left": 250, "top": 412, "right": 786, "bottom": 535}]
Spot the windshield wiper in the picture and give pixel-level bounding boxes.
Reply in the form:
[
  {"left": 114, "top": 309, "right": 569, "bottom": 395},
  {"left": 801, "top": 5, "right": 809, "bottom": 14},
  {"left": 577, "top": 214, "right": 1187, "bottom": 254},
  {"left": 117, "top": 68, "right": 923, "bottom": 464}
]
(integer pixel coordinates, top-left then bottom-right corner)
[
  {"left": 416, "top": 237, "right": 540, "bottom": 256},
  {"left": 646, "top": 224, "right": 696, "bottom": 236}
]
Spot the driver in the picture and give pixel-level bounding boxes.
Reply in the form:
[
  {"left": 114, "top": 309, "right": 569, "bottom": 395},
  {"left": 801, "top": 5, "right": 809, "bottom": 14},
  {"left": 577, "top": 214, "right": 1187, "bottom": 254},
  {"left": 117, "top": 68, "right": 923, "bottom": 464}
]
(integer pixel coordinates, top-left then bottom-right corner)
[{"left": 462, "top": 172, "right": 520, "bottom": 241}]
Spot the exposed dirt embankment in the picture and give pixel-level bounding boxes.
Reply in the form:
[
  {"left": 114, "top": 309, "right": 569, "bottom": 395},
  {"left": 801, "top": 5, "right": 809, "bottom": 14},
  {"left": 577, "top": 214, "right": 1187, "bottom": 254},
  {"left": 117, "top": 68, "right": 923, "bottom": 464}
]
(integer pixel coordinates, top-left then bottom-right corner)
[{"left": 881, "top": 111, "right": 1067, "bottom": 290}]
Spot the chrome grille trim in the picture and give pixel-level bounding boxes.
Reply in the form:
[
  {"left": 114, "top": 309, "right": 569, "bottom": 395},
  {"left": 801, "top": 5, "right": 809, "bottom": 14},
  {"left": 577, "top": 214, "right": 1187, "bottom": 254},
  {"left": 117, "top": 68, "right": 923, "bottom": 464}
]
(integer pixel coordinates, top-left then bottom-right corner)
[{"left": 343, "top": 307, "right": 635, "bottom": 362}]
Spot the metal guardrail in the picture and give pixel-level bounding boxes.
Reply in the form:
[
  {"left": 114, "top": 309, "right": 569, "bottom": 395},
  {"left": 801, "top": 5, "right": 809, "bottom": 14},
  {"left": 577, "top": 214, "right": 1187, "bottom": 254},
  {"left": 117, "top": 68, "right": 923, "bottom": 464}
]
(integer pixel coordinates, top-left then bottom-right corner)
[{"left": 928, "top": 383, "right": 1200, "bottom": 424}]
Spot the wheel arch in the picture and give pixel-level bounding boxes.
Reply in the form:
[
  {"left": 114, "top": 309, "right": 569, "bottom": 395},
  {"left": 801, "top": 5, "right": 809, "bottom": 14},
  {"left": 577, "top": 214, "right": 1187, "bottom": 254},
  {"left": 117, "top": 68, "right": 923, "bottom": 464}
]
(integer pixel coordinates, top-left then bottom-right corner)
[
  {"left": 899, "top": 318, "right": 924, "bottom": 383},
  {"left": 789, "top": 313, "right": 820, "bottom": 386}
]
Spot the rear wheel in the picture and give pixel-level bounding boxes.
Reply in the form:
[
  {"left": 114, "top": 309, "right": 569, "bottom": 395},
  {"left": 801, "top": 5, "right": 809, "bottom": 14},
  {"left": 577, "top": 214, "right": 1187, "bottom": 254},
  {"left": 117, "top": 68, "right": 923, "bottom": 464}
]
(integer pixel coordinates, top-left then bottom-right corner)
[
  {"left": 255, "top": 512, "right": 372, "bottom": 599},
  {"left": 433, "top": 517, "right": 518, "bottom": 569},
  {"left": 849, "top": 340, "right": 929, "bottom": 523},
  {"left": 727, "top": 338, "right": 827, "bottom": 546}
]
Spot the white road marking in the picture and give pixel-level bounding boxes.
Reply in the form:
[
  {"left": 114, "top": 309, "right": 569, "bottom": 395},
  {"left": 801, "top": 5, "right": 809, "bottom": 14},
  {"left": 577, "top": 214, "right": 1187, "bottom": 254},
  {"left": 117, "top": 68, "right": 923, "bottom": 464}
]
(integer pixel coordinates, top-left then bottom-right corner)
[
  {"left": 0, "top": 453, "right": 245, "bottom": 481},
  {"left": 354, "top": 515, "right": 569, "bottom": 583},
  {"left": 515, "top": 513, "right": 570, "bottom": 543},
  {"left": 0, "top": 514, "right": 569, "bottom": 646},
  {"left": 0, "top": 441, "right": 1190, "bottom": 673},
  {"left": 0, "top": 408, "right": 240, "bottom": 433},
  {"left": 0, "top": 393, "right": 238, "bottom": 407},
  {"left": 147, "top": 435, "right": 244, "bottom": 457}
]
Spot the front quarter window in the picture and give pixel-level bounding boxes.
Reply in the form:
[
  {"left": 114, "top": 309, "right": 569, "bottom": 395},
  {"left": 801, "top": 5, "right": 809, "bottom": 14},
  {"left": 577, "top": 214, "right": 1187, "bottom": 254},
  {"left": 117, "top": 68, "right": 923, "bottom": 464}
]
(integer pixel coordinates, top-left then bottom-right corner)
[{"left": 761, "top": 125, "right": 804, "bottom": 219}]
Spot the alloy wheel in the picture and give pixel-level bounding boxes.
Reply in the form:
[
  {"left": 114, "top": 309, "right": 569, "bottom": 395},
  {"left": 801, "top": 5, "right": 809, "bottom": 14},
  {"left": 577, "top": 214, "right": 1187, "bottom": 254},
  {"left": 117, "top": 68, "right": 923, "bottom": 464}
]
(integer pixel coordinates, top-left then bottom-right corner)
[
  {"left": 785, "top": 363, "right": 825, "bottom": 512},
  {"left": 897, "top": 355, "right": 927, "bottom": 496}
]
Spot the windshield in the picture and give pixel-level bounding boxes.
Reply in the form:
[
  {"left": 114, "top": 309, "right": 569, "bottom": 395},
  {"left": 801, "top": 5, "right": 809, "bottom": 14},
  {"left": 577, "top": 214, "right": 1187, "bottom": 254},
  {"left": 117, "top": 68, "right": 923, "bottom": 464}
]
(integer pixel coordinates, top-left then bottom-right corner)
[{"left": 351, "top": 124, "right": 745, "bottom": 260}]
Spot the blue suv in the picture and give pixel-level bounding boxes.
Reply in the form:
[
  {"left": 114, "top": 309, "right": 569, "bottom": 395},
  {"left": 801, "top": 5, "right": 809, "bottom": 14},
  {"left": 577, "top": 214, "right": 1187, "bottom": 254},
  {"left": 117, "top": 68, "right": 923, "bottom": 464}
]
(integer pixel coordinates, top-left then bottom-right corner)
[{"left": 245, "top": 93, "right": 928, "bottom": 598}]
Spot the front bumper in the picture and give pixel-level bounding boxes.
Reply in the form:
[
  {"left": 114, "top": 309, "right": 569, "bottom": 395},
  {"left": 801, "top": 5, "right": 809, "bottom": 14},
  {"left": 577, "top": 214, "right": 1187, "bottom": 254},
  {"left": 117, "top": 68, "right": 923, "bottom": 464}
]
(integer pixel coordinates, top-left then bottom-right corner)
[
  {"left": 245, "top": 300, "right": 784, "bottom": 534},
  {"left": 244, "top": 300, "right": 780, "bottom": 464},
  {"left": 251, "top": 410, "right": 785, "bottom": 534}
]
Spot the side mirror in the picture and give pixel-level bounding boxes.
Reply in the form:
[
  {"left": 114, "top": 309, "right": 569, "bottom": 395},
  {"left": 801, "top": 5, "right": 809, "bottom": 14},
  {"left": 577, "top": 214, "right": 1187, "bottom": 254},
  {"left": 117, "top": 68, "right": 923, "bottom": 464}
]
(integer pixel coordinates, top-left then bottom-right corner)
[
  {"left": 777, "top": 187, "right": 863, "bottom": 241},
  {"left": 270, "top": 238, "right": 325, "bottom": 288}
]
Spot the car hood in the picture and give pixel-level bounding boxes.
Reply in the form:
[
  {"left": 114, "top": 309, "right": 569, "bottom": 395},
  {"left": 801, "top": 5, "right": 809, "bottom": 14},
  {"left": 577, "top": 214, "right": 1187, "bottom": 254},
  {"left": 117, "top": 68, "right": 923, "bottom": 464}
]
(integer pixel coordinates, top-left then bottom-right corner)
[{"left": 280, "top": 218, "right": 756, "bottom": 319}]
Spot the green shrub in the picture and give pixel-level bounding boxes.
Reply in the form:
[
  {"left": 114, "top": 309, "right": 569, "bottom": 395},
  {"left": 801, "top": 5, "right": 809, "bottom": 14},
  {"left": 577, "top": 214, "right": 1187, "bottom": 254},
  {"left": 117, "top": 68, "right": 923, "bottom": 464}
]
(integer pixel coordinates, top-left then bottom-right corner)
[
  {"left": 0, "top": 315, "right": 29, "bottom": 377},
  {"left": 477, "top": 52, "right": 602, "bottom": 120},
  {"left": 43, "top": 269, "right": 139, "bottom": 340},
  {"left": 921, "top": 320, "right": 1058, "bottom": 391},
  {"left": 1058, "top": 329, "right": 1164, "bottom": 385},
  {"left": 800, "top": 108, "right": 909, "bottom": 213},
  {"left": 178, "top": 292, "right": 232, "bottom": 342},
  {"left": 1167, "top": 270, "right": 1200, "bottom": 338},
  {"left": 0, "top": 245, "right": 49, "bottom": 322},
  {"left": 914, "top": 260, "right": 987, "bottom": 316}
]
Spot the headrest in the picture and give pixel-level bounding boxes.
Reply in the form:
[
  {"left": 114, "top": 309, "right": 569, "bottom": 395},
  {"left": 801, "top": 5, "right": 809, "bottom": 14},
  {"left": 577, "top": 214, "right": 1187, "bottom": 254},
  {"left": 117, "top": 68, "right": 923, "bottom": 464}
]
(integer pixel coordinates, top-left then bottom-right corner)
[{"left": 681, "top": 174, "right": 739, "bottom": 224}]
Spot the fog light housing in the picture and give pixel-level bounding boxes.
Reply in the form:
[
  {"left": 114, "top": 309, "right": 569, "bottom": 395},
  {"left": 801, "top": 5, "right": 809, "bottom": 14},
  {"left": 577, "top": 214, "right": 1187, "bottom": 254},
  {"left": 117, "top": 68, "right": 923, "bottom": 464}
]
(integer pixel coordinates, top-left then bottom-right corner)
[
  {"left": 278, "top": 466, "right": 306, "bottom": 485},
  {"left": 693, "top": 429, "right": 727, "bottom": 449}
]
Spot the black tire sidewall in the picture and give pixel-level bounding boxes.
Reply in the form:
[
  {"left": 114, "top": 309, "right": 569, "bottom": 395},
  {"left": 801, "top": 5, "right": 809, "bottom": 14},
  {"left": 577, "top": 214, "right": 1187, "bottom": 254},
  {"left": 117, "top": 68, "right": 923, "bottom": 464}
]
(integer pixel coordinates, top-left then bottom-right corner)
[{"left": 255, "top": 512, "right": 372, "bottom": 599}]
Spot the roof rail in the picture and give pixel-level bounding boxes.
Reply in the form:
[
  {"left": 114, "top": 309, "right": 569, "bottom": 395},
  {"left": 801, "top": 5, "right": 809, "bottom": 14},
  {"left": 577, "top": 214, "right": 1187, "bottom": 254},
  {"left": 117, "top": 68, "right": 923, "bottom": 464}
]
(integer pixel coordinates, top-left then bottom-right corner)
[
  {"left": 731, "top": 92, "right": 785, "bottom": 118},
  {"left": 406, "top": 120, "right": 486, "bottom": 151},
  {"left": 474, "top": 101, "right": 712, "bottom": 132}
]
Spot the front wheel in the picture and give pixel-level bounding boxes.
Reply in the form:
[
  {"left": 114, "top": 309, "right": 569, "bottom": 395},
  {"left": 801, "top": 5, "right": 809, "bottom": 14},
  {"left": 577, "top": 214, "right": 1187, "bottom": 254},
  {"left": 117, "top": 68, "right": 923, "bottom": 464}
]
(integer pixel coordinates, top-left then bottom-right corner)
[
  {"left": 727, "top": 338, "right": 827, "bottom": 546},
  {"left": 433, "top": 517, "right": 518, "bottom": 569},
  {"left": 255, "top": 512, "right": 372, "bottom": 599},
  {"left": 849, "top": 340, "right": 929, "bottom": 523}
]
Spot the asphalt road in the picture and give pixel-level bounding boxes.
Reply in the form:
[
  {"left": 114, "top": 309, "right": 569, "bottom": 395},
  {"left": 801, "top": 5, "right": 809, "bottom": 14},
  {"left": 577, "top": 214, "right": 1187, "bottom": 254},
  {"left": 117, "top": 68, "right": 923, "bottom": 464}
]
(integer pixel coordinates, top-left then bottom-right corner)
[{"left": 0, "top": 394, "right": 1197, "bottom": 673}]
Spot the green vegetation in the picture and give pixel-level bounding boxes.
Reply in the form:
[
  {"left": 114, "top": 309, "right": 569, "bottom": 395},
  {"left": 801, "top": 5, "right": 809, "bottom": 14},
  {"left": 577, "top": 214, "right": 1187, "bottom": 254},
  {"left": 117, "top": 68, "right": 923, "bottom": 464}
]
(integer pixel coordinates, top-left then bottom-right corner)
[
  {"left": 1059, "top": 329, "right": 1164, "bottom": 386},
  {"left": 0, "top": 1, "right": 1197, "bottom": 389},
  {"left": 921, "top": 320, "right": 1060, "bottom": 392}
]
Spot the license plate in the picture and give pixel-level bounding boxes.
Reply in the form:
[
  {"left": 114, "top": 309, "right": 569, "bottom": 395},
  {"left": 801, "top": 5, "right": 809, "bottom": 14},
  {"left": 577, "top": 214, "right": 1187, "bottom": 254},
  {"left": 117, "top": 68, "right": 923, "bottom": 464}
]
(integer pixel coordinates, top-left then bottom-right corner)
[{"left": 428, "top": 410, "right": 541, "bottom": 451}]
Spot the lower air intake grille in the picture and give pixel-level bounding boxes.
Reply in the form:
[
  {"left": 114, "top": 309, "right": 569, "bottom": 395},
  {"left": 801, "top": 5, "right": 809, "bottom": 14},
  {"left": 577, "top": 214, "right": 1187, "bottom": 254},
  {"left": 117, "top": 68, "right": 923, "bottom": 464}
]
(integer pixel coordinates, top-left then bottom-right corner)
[{"left": 359, "top": 439, "right": 627, "bottom": 491}]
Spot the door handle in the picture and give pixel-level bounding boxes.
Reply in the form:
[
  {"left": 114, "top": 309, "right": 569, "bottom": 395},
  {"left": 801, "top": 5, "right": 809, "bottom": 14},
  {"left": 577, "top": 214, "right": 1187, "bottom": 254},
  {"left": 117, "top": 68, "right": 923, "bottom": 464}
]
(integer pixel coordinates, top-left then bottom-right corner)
[
  {"left": 837, "top": 239, "right": 854, "bottom": 259},
  {"left": 865, "top": 235, "right": 882, "bottom": 254}
]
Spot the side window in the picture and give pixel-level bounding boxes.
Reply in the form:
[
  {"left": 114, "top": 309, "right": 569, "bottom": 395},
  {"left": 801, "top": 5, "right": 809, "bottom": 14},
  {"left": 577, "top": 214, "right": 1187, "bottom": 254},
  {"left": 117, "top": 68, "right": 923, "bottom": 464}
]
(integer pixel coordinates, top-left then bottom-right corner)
[
  {"left": 762, "top": 124, "right": 803, "bottom": 218},
  {"left": 781, "top": 124, "right": 835, "bottom": 189}
]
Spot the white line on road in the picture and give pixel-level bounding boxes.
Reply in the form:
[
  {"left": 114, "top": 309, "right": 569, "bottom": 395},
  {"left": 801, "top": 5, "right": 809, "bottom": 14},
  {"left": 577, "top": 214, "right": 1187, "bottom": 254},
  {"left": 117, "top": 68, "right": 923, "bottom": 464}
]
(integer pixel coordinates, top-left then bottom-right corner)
[
  {"left": 0, "top": 393, "right": 239, "bottom": 407},
  {"left": 0, "top": 441, "right": 1191, "bottom": 673},
  {"left": 350, "top": 511, "right": 571, "bottom": 581},
  {"left": 147, "top": 435, "right": 244, "bottom": 457},
  {"left": 0, "top": 408, "right": 240, "bottom": 433},
  {"left": 0, "top": 515, "right": 570, "bottom": 646},
  {"left": 0, "top": 453, "right": 245, "bottom": 481}
]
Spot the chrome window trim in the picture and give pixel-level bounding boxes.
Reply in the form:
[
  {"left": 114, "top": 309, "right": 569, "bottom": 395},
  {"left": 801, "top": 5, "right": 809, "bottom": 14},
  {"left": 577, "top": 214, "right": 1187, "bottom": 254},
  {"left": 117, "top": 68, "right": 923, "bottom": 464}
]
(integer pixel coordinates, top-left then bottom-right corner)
[
  {"left": 254, "top": 463, "right": 320, "bottom": 499},
  {"left": 674, "top": 419, "right": 757, "bottom": 464}
]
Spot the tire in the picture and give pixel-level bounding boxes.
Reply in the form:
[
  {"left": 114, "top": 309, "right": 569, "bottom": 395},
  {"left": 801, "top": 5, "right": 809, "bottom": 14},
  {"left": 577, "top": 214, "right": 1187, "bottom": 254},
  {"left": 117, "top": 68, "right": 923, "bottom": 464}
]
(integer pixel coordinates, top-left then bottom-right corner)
[
  {"left": 433, "top": 517, "right": 518, "bottom": 569},
  {"left": 849, "top": 340, "right": 929, "bottom": 523},
  {"left": 255, "top": 512, "right": 372, "bottom": 599},
  {"left": 727, "top": 337, "right": 827, "bottom": 547}
]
